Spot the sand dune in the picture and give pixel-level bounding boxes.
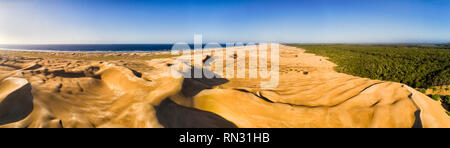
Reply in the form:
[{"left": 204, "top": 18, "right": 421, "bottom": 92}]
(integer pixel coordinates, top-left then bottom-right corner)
[
  {"left": 0, "top": 77, "right": 33, "bottom": 125},
  {"left": 192, "top": 45, "right": 450, "bottom": 128},
  {"left": 0, "top": 45, "right": 449, "bottom": 128},
  {"left": 0, "top": 54, "right": 184, "bottom": 128}
]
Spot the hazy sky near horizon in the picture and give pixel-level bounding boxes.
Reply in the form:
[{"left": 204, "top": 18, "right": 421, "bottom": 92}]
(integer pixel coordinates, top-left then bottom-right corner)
[{"left": 0, "top": 0, "right": 449, "bottom": 44}]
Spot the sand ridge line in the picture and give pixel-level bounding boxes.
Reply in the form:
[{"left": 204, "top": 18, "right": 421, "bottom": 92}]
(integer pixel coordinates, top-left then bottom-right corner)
[{"left": 0, "top": 44, "right": 449, "bottom": 128}]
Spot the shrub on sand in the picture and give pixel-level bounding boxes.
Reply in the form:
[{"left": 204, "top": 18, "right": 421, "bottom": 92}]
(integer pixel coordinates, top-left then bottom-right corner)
[
  {"left": 431, "top": 94, "right": 441, "bottom": 101},
  {"left": 418, "top": 89, "right": 426, "bottom": 94}
]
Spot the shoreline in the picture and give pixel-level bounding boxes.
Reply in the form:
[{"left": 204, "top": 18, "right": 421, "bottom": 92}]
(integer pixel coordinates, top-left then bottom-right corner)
[
  {"left": 0, "top": 48, "right": 173, "bottom": 53},
  {"left": 0, "top": 43, "right": 252, "bottom": 53},
  {"left": 0, "top": 49, "right": 178, "bottom": 62}
]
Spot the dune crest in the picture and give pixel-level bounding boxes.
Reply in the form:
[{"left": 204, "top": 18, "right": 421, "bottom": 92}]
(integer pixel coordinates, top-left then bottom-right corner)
[
  {"left": 0, "top": 45, "right": 449, "bottom": 128},
  {"left": 192, "top": 45, "right": 450, "bottom": 128},
  {"left": 0, "top": 55, "right": 185, "bottom": 127},
  {"left": 0, "top": 77, "right": 33, "bottom": 126}
]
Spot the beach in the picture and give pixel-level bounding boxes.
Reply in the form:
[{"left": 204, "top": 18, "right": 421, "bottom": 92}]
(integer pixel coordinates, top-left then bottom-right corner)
[{"left": 1, "top": 44, "right": 449, "bottom": 128}]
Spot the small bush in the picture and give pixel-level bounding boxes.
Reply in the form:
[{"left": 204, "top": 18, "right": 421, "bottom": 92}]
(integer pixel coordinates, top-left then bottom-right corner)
[
  {"left": 431, "top": 94, "right": 441, "bottom": 101},
  {"left": 418, "top": 89, "right": 426, "bottom": 94},
  {"left": 447, "top": 111, "right": 450, "bottom": 116},
  {"left": 432, "top": 87, "right": 438, "bottom": 92}
]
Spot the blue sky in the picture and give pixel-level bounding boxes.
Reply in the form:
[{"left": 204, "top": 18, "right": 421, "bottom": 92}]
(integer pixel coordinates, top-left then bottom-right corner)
[{"left": 0, "top": 0, "right": 449, "bottom": 44}]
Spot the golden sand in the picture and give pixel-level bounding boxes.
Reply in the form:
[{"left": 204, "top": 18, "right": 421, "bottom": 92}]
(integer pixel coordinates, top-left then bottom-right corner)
[{"left": 0, "top": 45, "right": 449, "bottom": 128}]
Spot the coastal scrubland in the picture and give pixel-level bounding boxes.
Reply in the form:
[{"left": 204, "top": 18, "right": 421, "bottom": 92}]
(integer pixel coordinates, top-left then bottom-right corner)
[
  {"left": 289, "top": 44, "right": 450, "bottom": 111},
  {"left": 289, "top": 44, "right": 449, "bottom": 88}
]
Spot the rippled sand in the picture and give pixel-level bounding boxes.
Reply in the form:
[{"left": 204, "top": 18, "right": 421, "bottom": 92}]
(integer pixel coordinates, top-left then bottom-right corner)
[{"left": 0, "top": 45, "right": 449, "bottom": 128}]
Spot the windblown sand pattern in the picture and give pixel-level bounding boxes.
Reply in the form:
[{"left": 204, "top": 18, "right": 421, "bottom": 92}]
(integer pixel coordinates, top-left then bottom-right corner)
[{"left": 0, "top": 45, "right": 449, "bottom": 128}]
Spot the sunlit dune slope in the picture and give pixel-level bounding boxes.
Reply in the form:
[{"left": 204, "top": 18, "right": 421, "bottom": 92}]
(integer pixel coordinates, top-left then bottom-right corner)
[
  {"left": 0, "top": 77, "right": 33, "bottom": 125},
  {"left": 0, "top": 54, "right": 235, "bottom": 128},
  {"left": 0, "top": 45, "right": 449, "bottom": 128},
  {"left": 193, "top": 45, "right": 450, "bottom": 128}
]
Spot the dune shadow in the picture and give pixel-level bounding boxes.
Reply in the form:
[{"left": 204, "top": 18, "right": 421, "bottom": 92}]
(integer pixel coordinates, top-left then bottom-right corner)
[
  {"left": 155, "top": 99, "right": 237, "bottom": 128},
  {"left": 179, "top": 66, "right": 229, "bottom": 98},
  {"left": 0, "top": 83, "right": 34, "bottom": 126},
  {"left": 23, "top": 64, "right": 42, "bottom": 70},
  {"left": 154, "top": 56, "right": 236, "bottom": 128},
  {"left": 411, "top": 110, "right": 423, "bottom": 128},
  {"left": 440, "top": 95, "right": 449, "bottom": 112},
  {"left": 42, "top": 66, "right": 101, "bottom": 79}
]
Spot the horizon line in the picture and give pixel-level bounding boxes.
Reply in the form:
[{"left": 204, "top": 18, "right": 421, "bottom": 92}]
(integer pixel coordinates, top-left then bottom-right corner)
[{"left": 0, "top": 42, "right": 449, "bottom": 45}]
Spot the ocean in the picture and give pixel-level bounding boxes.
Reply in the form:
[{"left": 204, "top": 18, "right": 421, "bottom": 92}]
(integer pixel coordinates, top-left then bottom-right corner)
[{"left": 0, "top": 44, "right": 237, "bottom": 52}]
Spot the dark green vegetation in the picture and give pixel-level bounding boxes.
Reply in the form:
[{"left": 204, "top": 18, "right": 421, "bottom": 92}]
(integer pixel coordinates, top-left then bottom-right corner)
[
  {"left": 432, "top": 94, "right": 441, "bottom": 101},
  {"left": 418, "top": 89, "right": 426, "bottom": 94},
  {"left": 443, "top": 95, "right": 450, "bottom": 116},
  {"left": 289, "top": 44, "right": 450, "bottom": 89},
  {"left": 444, "top": 95, "right": 450, "bottom": 104}
]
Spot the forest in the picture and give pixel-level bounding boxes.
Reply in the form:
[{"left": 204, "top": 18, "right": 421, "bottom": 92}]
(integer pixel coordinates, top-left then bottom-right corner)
[
  {"left": 289, "top": 44, "right": 450, "bottom": 113},
  {"left": 288, "top": 44, "right": 449, "bottom": 89}
]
